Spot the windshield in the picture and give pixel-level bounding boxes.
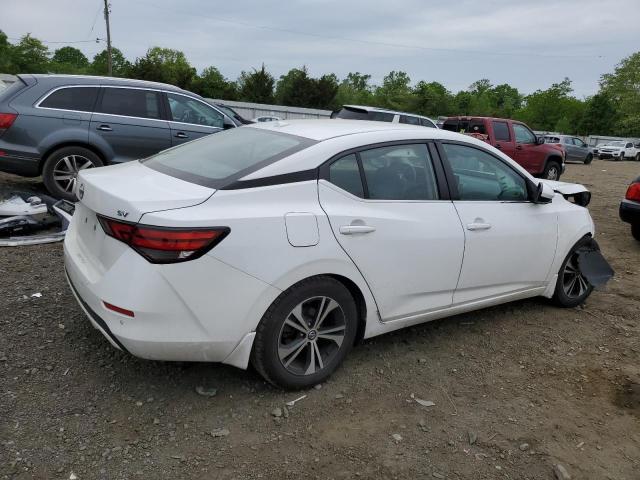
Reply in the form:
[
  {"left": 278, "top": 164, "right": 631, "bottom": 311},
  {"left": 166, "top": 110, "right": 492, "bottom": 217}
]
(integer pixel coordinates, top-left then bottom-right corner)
[
  {"left": 216, "top": 105, "right": 244, "bottom": 123},
  {"left": 144, "top": 127, "right": 315, "bottom": 188}
]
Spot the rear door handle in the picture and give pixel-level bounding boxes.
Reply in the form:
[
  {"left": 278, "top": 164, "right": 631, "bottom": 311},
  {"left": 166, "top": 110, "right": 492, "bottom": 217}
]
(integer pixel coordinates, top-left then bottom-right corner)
[
  {"left": 495, "top": 143, "right": 502, "bottom": 150},
  {"left": 515, "top": 145, "right": 523, "bottom": 150},
  {"left": 175, "top": 132, "right": 189, "bottom": 139},
  {"left": 96, "top": 124, "right": 112, "bottom": 132},
  {"left": 339, "top": 225, "right": 376, "bottom": 235},
  {"left": 467, "top": 222, "right": 492, "bottom": 231}
]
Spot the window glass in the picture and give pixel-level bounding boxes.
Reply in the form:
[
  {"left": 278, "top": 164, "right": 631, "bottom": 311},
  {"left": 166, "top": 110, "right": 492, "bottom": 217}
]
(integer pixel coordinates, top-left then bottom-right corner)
[
  {"left": 144, "top": 128, "right": 309, "bottom": 187},
  {"left": 167, "top": 94, "right": 224, "bottom": 128},
  {"left": 443, "top": 143, "right": 527, "bottom": 201},
  {"left": 563, "top": 137, "right": 573, "bottom": 145},
  {"left": 468, "top": 121, "right": 486, "bottom": 135},
  {"left": 368, "top": 111, "right": 394, "bottom": 122},
  {"left": 420, "top": 118, "right": 436, "bottom": 128},
  {"left": 572, "top": 138, "right": 585, "bottom": 147},
  {"left": 328, "top": 154, "right": 363, "bottom": 197},
  {"left": 513, "top": 123, "right": 536, "bottom": 144},
  {"left": 400, "top": 115, "right": 421, "bottom": 125},
  {"left": 360, "top": 144, "right": 438, "bottom": 200},
  {"left": 97, "top": 88, "right": 161, "bottom": 119},
  {"left": 626, "top": 142, "right": 632, "bottom": 148},
  {"left": 492, "top": 121, "right": 510, "bottom": 141},
  {"left": 442, "top": 120, "right": 458, "bottom": 132},
  {"left": 40, "top": 87, "right": 99, "bottom": 112},
  {"left": 331, "top": 107, "right": 369, "bottom": 120}
]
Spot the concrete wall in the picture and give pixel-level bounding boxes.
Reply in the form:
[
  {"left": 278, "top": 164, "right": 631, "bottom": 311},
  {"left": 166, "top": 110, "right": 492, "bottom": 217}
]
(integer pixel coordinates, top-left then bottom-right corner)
[{"left": 208, "top": 98, "right": 332, "bottom": 121}]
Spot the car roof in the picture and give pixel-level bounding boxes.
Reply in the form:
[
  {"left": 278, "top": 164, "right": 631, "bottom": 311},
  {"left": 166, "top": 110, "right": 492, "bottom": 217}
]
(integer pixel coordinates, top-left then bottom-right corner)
[
  {"left": 248, "top": 119, "right": 456, "bottom": 141},
  {"left": 21, "top": 74, "right": 190, "bottom": 94},
  {"left": 341, "top": 105, "right": 433, "bottom": 120}
]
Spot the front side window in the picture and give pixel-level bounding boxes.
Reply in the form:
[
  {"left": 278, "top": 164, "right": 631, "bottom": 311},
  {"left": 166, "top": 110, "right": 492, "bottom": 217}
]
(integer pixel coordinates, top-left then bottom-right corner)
[
  {"left": 513, "top": 123, "right": 536, "bottom": 144},
  {"left": 400, "top": 115, "right": 421, "bottom": 126},
  {"left": 40, "top": 87, "right": 99, "bottom": 112},
  {"left": 167, "top": 94, "right": 224, "bottom": 128},
  {"left": 563, "top": 137, "right": 573, "bottom": 145},
  {"left": 360, "top": 144, "right": 439, "bottom": 200},
  {"left": 443, "top": 143, "right": 528, "bottom": 201},
  {"left": 144, "top": 127, "right": 311, "bottom": 188},
  {"left": 420, "top": 118, "right": 436, "bottom": 128},
  {"left": 573, "top": 138, "right": 586, "bottom": 147},
  {"left": 492, "top": 121, "right": 511, "bottom": 141},
  {"left": 328, "top": 154, "right": 363, "bottom": 198},
  {"left": 97, "top": 88, "right": 162, "bottom": 119}
]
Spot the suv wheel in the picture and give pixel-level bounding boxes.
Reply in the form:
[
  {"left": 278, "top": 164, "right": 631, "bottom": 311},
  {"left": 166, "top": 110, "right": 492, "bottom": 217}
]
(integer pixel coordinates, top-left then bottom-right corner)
[
  {"left": 251, "top": 276, "right": 358, "bottom": 389},
  {"left": 553, "top": 237, "right": 594, "bottom": 308},
  {"left": 584, "top": 153, "right": 593, "bottom": 165},
  {"left": 635, "top": 153, "right": 640, "bottom": 162},
  {"left": 43, "top": 146, "right": 103, "bottom": 200},
  {"left": 543, "top": 161, "right": 561, "bottom": 180},
  {"left": 620, "top": 152, "right": 625, "bottom": 161}
]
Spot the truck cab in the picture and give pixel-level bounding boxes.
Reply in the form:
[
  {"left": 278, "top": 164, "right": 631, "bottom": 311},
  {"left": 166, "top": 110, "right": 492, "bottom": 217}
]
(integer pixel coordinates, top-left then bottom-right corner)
[{"left": 443, "top": 117, "right": 566, "bottom": 180}]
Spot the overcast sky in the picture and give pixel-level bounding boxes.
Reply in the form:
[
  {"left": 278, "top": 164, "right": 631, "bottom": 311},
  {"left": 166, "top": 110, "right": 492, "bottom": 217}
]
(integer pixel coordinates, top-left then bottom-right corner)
[{"left": 3, "top": 0, "right": 639, "bottom": 97}]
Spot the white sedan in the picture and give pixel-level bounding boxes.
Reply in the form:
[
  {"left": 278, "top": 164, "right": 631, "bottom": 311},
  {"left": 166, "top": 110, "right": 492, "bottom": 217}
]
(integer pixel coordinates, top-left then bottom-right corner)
[{"left": 64, "top": 120, "right": 612, "bottom": 389}]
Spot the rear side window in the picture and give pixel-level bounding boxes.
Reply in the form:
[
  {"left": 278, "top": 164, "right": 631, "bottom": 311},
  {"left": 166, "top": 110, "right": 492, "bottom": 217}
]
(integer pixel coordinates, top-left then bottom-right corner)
[
  {"left": 97, "top": 88, "right": 162, "bottom": 119},
  {"left": 331, "top": 107, "right": 369, "bottom": 120},
  {"left": 144, "top": 127, "right": 313, "bottom": 188},
  {"left": 368, "top": 111, "right": 394, "bottom": 122},
  {"left": 39, "top": 87, "right": 99, "bottom": 112},
  {"left": 328, "top": 154, "right": 363, "bottom": 198},
  {"left": 400, "top": 115, "right": 420, "bottom": 125},
  {"left": 492, "top": 121, "right": 510, "bottom": 141},
  {"left": 442, "top": 120, "right": 458, "bottom": 132},
  {"left": 420, "top": 118, "right": 436, "bottom": 128}
]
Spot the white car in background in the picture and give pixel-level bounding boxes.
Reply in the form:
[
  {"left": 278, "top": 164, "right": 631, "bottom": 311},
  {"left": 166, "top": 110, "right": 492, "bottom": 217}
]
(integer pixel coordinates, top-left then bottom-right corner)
[
  {"left": 64, "top": 120, "right": 612, "bottom": 389},
  {"left": 597, "top": 140, "right": 640, "bottom": 161}
]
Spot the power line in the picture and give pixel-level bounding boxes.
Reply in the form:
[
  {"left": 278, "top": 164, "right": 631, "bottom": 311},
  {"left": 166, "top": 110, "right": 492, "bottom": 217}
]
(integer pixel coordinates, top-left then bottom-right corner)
[{"left": 8, "top": 37, "right": 102, "bottom": 44}]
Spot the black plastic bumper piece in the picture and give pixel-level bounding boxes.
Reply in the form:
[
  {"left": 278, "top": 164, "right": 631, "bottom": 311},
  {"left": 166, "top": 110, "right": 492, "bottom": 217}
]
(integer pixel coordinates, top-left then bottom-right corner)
[{"left": 620, "top": 199, "right": 640, "bottom": 225}]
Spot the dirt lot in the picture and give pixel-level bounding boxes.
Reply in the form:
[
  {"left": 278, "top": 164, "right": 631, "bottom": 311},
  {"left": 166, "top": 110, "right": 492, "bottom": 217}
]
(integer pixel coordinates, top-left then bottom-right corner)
[{"left": 1, "top": 159, "right": 639, "bottom": 480}]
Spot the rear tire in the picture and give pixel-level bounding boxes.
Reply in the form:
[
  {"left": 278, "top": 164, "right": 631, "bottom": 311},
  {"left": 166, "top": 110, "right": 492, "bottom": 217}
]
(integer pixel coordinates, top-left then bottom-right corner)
[
  {"left": 42, "top": 146, "right": 103, "bottom": 201},
  {"left": 620, "top": 152, "right": 625, "bottom": 161},
  {"left": 584, "top": 154, "right": 593, "bottom": 165},
  {"left": 251, "top": 276, "right": 358, "bottom": 389},
  {"left": 553, "top": 237, "right": 595, "bottom": 308},
  {"left": 543, "top": 161, "right": 561, "bottom": 180},
  {"left": 632, "top": 224, "right": 640, "bottom": 242},
  {"left": 635, "top": 153, "right": 640, "bottom": 162}
]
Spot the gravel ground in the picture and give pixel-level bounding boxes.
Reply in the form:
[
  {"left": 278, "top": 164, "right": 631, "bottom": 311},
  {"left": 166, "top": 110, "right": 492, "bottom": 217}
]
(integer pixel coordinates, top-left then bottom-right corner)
[{"left": 1, "top": 159, "right": 639, "bottom": 480}]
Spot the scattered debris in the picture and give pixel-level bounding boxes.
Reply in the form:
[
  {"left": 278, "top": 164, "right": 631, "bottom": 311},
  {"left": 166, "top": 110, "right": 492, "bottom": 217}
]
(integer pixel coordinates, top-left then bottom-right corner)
[
  {"left": 210, "top": 428, "right": 230, "bottom": 438},
  {"left": 69, "top": 473, "right": 78, "bottom": 480},
  {"left": 576, "top": 441, "right": 584, "bottom": 449},
  {"left": 285, "top": 394, "right": 307, "bottom": 407},
  {"left": 415, "top": 398, "right": 436, "bottom": 407},
  {"left": 271, "top": 407, "right": 283, "bottom": 418},
  {"left": 30, "top": 292, "right": 42, "bottom": 298},
  {"left": 553, "top": 463, "right": 571, "bottom": 480},
  {"left": 335, "top": 393, "right": 344, "bottom": 399},
  {"left": 391, "top": 433, "right": 403, "bottom": 443},
  {"left": 432, "top": 472, "right": 445, "bottom": 479},
  {"left": 468, "top": 431, "right": 477, "bottom": 445},
  {"left": 313, "top": 384, "right": 322, "bottom": 390},
  {"left": 519, "top": 443, "right": 529, "bottom": 451},
  {"left": 576, "top": 239, "right": 615, "bottom": 288},
  {"left": 195, "top": 385, "right": 218, "bottom": 397}
]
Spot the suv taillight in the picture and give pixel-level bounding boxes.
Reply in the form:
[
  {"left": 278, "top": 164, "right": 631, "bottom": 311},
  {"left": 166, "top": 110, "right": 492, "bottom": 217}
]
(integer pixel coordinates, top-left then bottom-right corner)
[
  {"left": 626, "top": 182, "right": 640, "bottom": 202},
  {"left": 97, "top": 215, "right": 230, "bottom": 263},
  {"left": 0, "top": 113, "right": 17, "bottom": 129}
]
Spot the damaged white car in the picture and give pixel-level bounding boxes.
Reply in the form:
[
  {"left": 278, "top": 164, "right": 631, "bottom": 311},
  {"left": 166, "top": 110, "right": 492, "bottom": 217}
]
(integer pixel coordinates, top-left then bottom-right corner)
[{"left": 63, "top": 120, "right": 613, "bottom": 389}]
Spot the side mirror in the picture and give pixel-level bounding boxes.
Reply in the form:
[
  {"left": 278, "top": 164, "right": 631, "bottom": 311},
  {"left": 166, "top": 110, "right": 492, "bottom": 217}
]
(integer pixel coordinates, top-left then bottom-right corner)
[
  {"left": 530, "top": 180, "right": 555, "bottom": 203},
  {"left": 536, "top": 136, "right": 545, "bottom": 145}
]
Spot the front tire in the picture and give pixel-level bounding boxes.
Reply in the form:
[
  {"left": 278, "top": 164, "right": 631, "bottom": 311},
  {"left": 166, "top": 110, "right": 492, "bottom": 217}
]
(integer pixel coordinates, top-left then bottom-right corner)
[
  {"left": 632, "top": 224, "right": 640, "bottom": 242},
  {"left": 553, "top": 238, "right": 595, "bottom": 307},
  {"left": 543, "top": 161, "right": 561, "bottom": 180},
  {"left": 584, "top": 154, "right": 593, "bottom": 165},
  {"left": 635, "top": 153, "right": 640, "bottom": 162},
  {"left": 42, "top": 146, "right": 103, "bottom": 200},
  {"left": 251, "top": 276, "right": 358, "bottom": 389}
]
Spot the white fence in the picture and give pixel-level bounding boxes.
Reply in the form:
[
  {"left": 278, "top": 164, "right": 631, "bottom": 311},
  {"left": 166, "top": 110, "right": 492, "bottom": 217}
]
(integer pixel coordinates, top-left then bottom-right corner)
[{"left": 208, "top": 98, "right": 332, "bottom": 121}]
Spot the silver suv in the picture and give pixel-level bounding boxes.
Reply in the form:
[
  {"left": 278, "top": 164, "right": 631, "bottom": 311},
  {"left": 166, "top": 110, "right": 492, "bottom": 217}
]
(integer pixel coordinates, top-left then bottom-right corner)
[
  {"left": 544, "top": 135, "right": 593, "bottom": 164},
  {"left": 0, "top": 74, "right": 238, "bottom": 200},
  {"left": 331, "top": 105, "right": 437, "bottom": 128}
]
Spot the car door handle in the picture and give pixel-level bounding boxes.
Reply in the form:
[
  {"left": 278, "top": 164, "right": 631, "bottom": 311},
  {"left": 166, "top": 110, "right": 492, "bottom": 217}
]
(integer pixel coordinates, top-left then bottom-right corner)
[
  {"left": 339, "top": 225, "right": 376, "bottom": 235},
  {"left": 466, "top": 222, "right": 492, "bottom": 231},
  {"left": 495, "top": 143, "right": 502, "bottom": 149},
  {"left": 515, "top": 145, "right": 523, "bottom": 150},
  {"left": 96, "top": 124, "right": 112, "bottom": 132},
  {"left": 175, "top": 132, "right": 189, "bottom": 139}
]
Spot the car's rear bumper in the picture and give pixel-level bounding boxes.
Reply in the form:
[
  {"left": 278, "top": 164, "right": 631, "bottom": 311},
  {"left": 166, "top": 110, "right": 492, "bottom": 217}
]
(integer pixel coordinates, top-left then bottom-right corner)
[
  {"left": 0, "top": 152, "right": 40, "bottom": 176},
  {"left": 620, "top": 199, "right": 640, "bottom": 225},
  {"left": 63, "top": 215, "right": 280, "bottom": 365}
]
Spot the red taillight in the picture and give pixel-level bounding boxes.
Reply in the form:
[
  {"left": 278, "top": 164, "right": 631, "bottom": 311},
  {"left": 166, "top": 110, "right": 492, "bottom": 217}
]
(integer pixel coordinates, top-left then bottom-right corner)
[
  {"left": 0, "top": 113, "right": 17, "bottom": 129},
  {"left": 626, "top": 182, "right": 640, "bottom": 202},
  {"left": 97, "top": 215, "right": 229, "bottom": 263},
  {"left": 103, "top": 301, "right": 135, "bottom": 317}
]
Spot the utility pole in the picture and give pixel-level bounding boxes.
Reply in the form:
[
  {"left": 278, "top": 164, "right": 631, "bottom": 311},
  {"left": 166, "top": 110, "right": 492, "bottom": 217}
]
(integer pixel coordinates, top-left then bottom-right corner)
[{"left": 103, "top": 0, "right": 113, "bottom": 76}]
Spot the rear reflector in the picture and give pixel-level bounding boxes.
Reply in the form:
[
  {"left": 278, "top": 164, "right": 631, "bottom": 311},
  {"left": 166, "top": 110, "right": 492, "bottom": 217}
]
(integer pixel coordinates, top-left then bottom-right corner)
[
  {"left": 626, "top": 182, "right": 640, "bottom": 202},
  {"left": 103, "top": 301, "right": 135, "bottom": 317},
  {"left": 0, "top": 113, "right": 17, "bottom": 129},
  {"left": 97, "top": 215, "right": 230, "bottom": 264}
]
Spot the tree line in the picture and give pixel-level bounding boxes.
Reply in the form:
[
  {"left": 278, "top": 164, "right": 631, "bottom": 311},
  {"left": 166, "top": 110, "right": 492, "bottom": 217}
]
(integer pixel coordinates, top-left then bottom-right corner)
[{"left": 1, "top": 31, "right": 638, "bottom": 137}]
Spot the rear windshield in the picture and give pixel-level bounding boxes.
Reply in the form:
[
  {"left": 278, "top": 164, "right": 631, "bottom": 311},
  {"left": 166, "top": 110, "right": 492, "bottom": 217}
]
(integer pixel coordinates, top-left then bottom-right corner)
[
  {"left": 143, "top": 127, "right": 315, "bottom": 188},
  {"left": 0, "top": 79, "right": 27, "bottom": 101},
  {"left": 331, "top": 107, "right": 394, "bottom": 122}
]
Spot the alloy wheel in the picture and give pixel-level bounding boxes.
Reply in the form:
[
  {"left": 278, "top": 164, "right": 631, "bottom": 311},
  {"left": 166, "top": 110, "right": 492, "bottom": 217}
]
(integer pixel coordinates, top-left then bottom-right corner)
[
  {"left": 562, "top": 254, "right": 590, "bottom": 299},
  {"left": 53, "top": 155, "right": 95, "bottom": 193},
  {"left": 546, "top": 166, "right": 559, "bottom": 180},
  {"left": 277, "top": 296, "right": 346, "bottom": 376}
]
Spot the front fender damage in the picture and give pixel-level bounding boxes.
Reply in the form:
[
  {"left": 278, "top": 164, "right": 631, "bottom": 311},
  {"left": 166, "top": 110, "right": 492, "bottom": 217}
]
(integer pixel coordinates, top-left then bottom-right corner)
[{"left": 576, "top": 238, "right": 614, "bottom": 288}]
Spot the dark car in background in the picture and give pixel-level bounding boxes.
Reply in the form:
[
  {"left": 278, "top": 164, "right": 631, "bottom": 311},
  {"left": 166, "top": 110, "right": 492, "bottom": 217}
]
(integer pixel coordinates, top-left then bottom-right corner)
[
  {"left": 0, "top": 74, "right": 237, "bottom": 200},
  {"left": 620, "top": 176, "right": 640, "bottom": 241}
]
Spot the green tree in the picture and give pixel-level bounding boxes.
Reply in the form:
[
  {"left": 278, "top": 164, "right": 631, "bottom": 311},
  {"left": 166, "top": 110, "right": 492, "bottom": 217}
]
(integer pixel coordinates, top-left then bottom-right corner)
[
  {"left": 237, "top": 64, "right": 275, "bottom": 103},
  {"left": 12, "top": 34, "right": 49, "bottom": 73},
  {"left": 275, "top": 67, "right": 338, "bottom": 109},
  {"left": 579, "top": 93, "right": 617, "bottom": 136},
  {"left": 50, "top": 46, "right": 89, "bottom": 73},
  {"left": 453, "top": 90, "right": 473, "bottom": 115},
  {"left": 191, "top": 66, "right": 237, "bottom": 100},
  {"left": 600, "top": 51, "right": 640, "bottom": 136},
  {"left": 490, "top": 84, "right": 522, "bottom": 117},
  {"left": 90, "top": 48, "right": 131, "bottom": 77},
  {"left": 0, "top": 30, "right": 16, "bottom": 73},
  {"left": 413, "top": 81, "right": 452, "bottom": 117},
  {"left": 515, "top": 78, "right": 575, "bottom": 131},
  {"left": 130, "top": 47, "right": 195, "bottom": 88},
  {"left": 373, "top": 71, "right": 413, "bottom": 110},
  {"left": 332, "top": 72, "right": 374, "bottom": 108}
]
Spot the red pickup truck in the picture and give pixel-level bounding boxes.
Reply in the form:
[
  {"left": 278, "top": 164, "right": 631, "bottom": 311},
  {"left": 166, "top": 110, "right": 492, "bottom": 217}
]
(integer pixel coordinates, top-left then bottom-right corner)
[{"left": 442, "top": 117, "right": 565, "bottom": 180}]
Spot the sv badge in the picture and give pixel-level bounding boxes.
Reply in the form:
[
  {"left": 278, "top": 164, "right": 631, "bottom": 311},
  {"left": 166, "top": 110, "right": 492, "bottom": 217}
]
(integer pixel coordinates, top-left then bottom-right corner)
[{"left": 117, "top": 210, "right": 129, "bottom": 218}]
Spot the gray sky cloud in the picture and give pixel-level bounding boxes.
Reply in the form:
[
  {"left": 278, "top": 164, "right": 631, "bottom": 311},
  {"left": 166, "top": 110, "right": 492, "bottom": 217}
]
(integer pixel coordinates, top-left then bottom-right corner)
[{"left": 3, "top": 0, "right": 638, "bottom": 96}]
